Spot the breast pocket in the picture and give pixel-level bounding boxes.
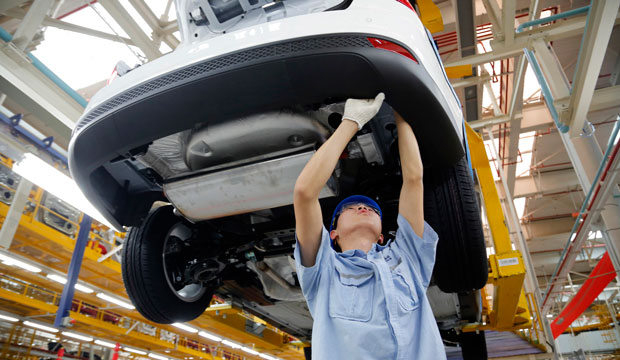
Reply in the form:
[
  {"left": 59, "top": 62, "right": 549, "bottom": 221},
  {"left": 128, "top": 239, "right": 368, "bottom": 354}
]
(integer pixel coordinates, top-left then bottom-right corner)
[
  {"left": 392, "top": 265, "right": 419, "bottom": 312},
  {"left": 329, "top": 266, "right": 374, "bottom": 322}
]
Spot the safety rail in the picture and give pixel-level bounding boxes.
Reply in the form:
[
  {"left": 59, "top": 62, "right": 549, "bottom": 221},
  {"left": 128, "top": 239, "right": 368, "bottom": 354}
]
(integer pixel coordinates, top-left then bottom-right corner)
[
  {"left": 516, "top": 292, "right": 547, "bottom": 352},
  {"left": 0, "top": 274, "right": 272, "bottom": 360}
]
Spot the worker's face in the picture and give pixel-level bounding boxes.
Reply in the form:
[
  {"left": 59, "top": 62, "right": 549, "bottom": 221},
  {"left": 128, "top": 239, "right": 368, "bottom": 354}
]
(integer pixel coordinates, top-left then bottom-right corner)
[{"left": 330, "top": 203, "right": 384, "bottom": 247}]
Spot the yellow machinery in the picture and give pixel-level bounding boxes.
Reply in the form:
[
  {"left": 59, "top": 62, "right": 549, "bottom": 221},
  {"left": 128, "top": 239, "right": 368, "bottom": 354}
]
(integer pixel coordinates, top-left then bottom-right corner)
[
  {"left": 461, "top": 123, "right": 546, "bottom": 349},
  {"left": 0, "top": 157, "right": 306, "bottom": 360}
]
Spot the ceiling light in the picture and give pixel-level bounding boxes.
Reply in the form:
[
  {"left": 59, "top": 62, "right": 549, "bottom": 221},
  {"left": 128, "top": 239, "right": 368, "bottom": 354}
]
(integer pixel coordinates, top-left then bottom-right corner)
[
  {"left": 207, "top": 303, "right": 231, "bottom": 310},
  {"left": 94, "top": 339, "right": 117, "bottom": 348},
  {"left": 546, "top": 314, "right": 554, "bottom": 318},
  {"left": 46, "top": 274, "right": 94, "bottom": 293},
  {"left": 62, "top": 331, "right": 93, "bottom": 342},
  {"left": 37, "top": 331, "right": 58, "bottom": 339},
  {"left": 172, "top": 323, "right": 198, "bottom": 333},
  {"left": 0, "top": 253, "right": 42, "bottom": 273},
  {"left": 198, "top": 331, "right": 221, "bottom": 342},
  {"left": 148, "top": 353, "right": 168, "bottom": 360},
  {"left": 258, "top": 354, "right": 278, "bottom": 360},
  {"left": 221, "top": 340, "right": 241, "bottom": 349},
  {"left": 74, "top": 284, "right": 94, "bottom": 293},
  {"left": 96, "top": 293, "right": 135, "bottom": 309},
  {"left": 12, "top": 153, "right": 115, "bottom": 229},
  {"left": 241, "top": 346, "right": 259, "bottom": 355},
  {"left": 124, "top": 347, "right": 147, "bottom": 355},
  {"left": 0, "top": 314, "right": 19, "bottom": 322},
  {"left": 23, "top": 321, "right": 58, "bottom": 333}
]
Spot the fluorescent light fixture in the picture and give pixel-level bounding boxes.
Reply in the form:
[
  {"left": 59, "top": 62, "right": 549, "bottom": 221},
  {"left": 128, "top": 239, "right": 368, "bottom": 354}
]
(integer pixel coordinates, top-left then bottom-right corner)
[
  {"left": 96, "top": 293, "right": 135, "bottom": 309},
  {"left": 23, "top": 321, "right": 58, "bottom": 333},
  {"left": 46, "top": 274, "right": 94, "bottom": 293},
  {"left": 207, "top": 303, "right": 231, "bottom": 310},
  {"left": 94, "top": 339, "right": 117, "bottom": 348},
  {"left": 0, "top": 253, "right": 42, "bottom": 273},
  {"left": 0, "top": 314, "right": 19, "bottom": 322},
  {"left": 172, "top": 323, "right": 198, "bottom": 333},
  {"left": 75, "top": 283, "right": 94, "bottom": 293},
  {"left": 198, "top": 331, "right": 222, "bottom": 342},
  {"left": 148, "top": 353, "right": 168, "bottom": 360},
  {"left": 241, "top": 346, "right": 259, "bottom": 355},
  {"left": 259, "top": 354, "right": 278, "bottom": 360},
  {"left": 221, "top": 340, "right": 241, "bottom": 349},
  {"left": 124, "top": 347, "right": 147, "bottom": 355},
  {"left": 12, "top": 153, "right": 116, "bottom": 229},
  {"left": 546, "top": 314, "right": 553, "bottom": 318},
  {"left": 62, "top": 331, "right": 93, "bottom": 342}
]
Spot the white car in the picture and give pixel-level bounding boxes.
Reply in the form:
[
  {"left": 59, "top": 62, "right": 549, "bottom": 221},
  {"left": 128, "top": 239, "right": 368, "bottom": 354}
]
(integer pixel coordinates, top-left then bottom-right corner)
[{"left": 69, "top": 0, "right": 488, "bottom": 355}]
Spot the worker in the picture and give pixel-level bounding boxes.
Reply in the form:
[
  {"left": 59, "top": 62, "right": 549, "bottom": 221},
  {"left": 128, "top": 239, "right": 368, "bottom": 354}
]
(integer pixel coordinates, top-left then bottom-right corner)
[{"left": 293, "top": 93, "right": 446, "bottom": 359}]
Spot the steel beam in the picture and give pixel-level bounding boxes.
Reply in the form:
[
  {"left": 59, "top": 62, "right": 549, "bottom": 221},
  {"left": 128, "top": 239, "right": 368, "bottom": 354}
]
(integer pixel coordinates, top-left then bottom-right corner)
[
  {"left": 481, "top": 0, "right": 503, "bottom": 40},
  {"left": 0, "top": 178, "right": 32, "bottom": 249},
  {"left": 126, "top": 0, "right": 179, "bottom": 50},
  {"left": 11, "top": 0, "right": 54, "bottom": 51},
  {"left": 565, "top": 0, "right": 620, "bottom": 137},
  {"left": 0, "top": 0, "right": 28, "bottom": 14},
  {"left": 471, "top": 86, "right": 620, "bottom": 130},
  {"left": 528, "top": 38, "right": 620, "bottom": 312},
  {"left": 511, "top": 169, "right": 580, "bottom": 199},
  {"left": 0, "top": 42, "right": 82, "bottom": 142},
  {"left": 502, "top": 0, "right": 515, "bottom": 46},
  {"left": 5, "top": 8, "right": 135, "bottom": 45},
  {"left": 454, "top": 0, "right": 479, "bottom": 122},
  {"left": 445, "top": 13, "right": 620, "bottom": 67},
  {"left": 98, "top": 0, "right": 162, "bottom": 61}
]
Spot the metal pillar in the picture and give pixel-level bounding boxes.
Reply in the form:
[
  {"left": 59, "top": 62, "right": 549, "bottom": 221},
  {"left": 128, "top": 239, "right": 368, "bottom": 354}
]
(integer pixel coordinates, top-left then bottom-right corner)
[
  {"left": 528, "top": 37, "right": 620, "bottom": 284},
  {"left": 54, "top": 215, "right": 92, "bottom": 328},
  {"left": 0, "top": 177, "right": 32, "bottom": 248},
  {"left": 455, "top": 0, "right": 479, "bottom": 122},
  {"left": 11, "top": 0, "right": 54, "bottom": 50},
  {"left": 564, "top": 0, "right": 620, "bottom": 137}
]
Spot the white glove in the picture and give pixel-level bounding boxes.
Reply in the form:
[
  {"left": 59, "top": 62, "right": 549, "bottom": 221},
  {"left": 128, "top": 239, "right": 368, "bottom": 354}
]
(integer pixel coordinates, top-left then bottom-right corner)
[{"left": 342, "top": 92, "right": 385, "bottom": 130}]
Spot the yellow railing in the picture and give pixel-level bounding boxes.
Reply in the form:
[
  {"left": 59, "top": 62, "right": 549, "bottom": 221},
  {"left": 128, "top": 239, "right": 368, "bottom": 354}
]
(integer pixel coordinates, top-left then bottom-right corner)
[
  {"left": 516, "top": 292, "right": 547, "bottom": 351},
  {"left": 0, "top": 273, "right": 277, "bottom": 360}
]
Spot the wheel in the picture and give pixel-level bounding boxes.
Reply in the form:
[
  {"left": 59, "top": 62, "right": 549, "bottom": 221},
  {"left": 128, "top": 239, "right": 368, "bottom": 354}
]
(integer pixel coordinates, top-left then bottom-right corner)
[
  {"left": 424, "top": 156, "right": 488, "bottom": 293},
  {"left": 122, "top": 205, "right": 214, "bottom": 323},
  {"left": 459, "top": 331, "right": 488, "bottom": 359}
]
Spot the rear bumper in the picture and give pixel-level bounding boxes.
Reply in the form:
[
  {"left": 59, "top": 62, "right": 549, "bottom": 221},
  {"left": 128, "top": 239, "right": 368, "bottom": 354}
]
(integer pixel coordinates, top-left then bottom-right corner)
[{"left": 69, "top": 34, "right": 464, "bottom": 229}]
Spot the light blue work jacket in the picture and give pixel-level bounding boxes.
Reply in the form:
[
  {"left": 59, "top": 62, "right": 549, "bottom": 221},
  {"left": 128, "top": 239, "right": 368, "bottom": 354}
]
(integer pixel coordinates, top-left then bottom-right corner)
[{"left": 294, "top": 214, "right": 446, "bottom": 360}]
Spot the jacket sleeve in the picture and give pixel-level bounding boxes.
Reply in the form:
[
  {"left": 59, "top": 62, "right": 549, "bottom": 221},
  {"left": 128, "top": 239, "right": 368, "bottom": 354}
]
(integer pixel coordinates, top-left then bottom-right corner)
[
  {"left": 391, "top": 214, "right": 439, "bottom": 289},
  {"left": 294, "top": 226, "right": 334, "bottom": 312}
]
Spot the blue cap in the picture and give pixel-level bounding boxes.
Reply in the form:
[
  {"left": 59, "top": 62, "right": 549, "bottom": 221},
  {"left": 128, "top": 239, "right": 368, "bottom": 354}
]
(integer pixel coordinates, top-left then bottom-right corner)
[{"left": 329, "top": 195, "right": 382, "bottom": 232}]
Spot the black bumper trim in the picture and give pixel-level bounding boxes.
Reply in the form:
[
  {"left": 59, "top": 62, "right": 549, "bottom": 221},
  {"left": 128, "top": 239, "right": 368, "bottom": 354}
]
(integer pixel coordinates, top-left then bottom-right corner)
[{"left": 69, "top": 33, "right": 464, "bottom": 229}]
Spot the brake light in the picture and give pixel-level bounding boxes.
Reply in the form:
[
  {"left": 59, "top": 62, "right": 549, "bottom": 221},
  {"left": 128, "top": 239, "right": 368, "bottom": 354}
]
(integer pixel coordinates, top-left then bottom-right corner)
[
  {"left": 368, "top": 38, "right": 418, "bottom": 64},
  {"left": 396, "top": 0, "right": 416, "bottom": 12}
]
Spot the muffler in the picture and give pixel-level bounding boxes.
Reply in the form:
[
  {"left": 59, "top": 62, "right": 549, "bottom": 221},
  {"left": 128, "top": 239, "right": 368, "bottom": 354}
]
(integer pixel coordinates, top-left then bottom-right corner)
[{"left": 164, "top": 151, "right": 337, "bottom": 222}]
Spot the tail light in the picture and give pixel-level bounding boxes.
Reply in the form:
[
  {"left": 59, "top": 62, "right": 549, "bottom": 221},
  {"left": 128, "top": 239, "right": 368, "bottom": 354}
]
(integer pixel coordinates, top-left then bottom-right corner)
[
  {"left": 396, "top": 0, "right": 416, "bottom": 12},
  {"left": 368, "top": 38, "right": 418, "bottom": 64}
]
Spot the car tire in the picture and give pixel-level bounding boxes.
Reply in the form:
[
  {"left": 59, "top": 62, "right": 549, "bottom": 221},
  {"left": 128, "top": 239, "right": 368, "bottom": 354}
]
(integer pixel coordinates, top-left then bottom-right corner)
[
  {"left": 459, "top": 331, "right": 488, "bottom": 359},
  {"left": 424, "top": 156, "right": 488, "bottom": 293},
  {"left": 122, "top": 205, "right": 213, "bottom": 323}
]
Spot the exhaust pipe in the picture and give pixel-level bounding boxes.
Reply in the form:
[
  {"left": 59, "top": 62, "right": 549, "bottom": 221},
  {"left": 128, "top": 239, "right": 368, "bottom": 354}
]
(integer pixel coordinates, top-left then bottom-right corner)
[{"left": 164, "top": 151, "right": 337, "bottom": 222}]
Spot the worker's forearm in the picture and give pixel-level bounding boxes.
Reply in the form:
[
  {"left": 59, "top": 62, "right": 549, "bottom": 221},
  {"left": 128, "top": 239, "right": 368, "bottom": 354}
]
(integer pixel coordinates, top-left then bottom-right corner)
[
  {"left": 395, "top": 112, "right": 423, "bottom": 181},
  {"left": 295, "top": 121, "right": 358, "bottom": 198}
]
